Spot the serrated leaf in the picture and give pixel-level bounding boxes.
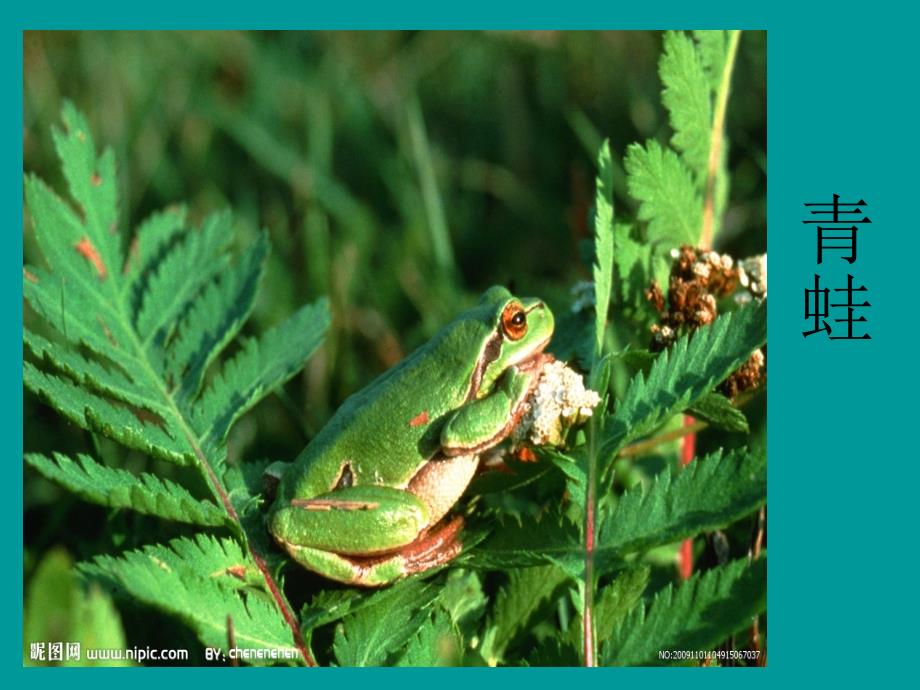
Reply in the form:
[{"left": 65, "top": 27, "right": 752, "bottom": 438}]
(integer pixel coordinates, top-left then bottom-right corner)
[
  {"left": 593, "top": 567, "right": 650, "bottom": 647},
  {"left": 687, "top": 392, "right": 749, "bottom": 433},
  {"left": 192, "top": 298, "right": 331, "bottom": 450},
  {"left": 25, "top": 104, "right": 330, "bottom": 471},
  {"left": 395, "top": 608, "right": 460, "bottom": 667},
  {"left": 471, "top": 447, "right": 763, "bottom": 573},
  {"left": 694, "top": 30, "right": 729, "bottom": 93},
  {"left": 660, "top": 31, "right": 712, "bottom": 177},
  {"left": 25, "top": 102, "right": 329, "bottom": 666},
  {"left": 167, "top": 231, "right": 269, "bottom": 401},
  {"left": 481, "top": 564, "right": 569, "bottom": 665},
  {"left": 24, "top": 361, "right": 190, "bottom": 464},
  {"left": 26, "top": 453, "right": 226, "bottom": 527},
  {"left": 601, "top": 300, "right": 766, "bottom": 461},
  {"left": 467, "top": 510, "right": 578, "bottom": 570},
  {"left": 134, "top": 210, "right": 233, "bottom": 345},
  {"left": 122, "top": 205, "right": 188, "bottom": 288},
  {"left": 625, "top": 140, "right": 702, "bottom": 247},
  {"left": 597, "top": 447, "right": 765, "bottom": 571},
  {"left": 603, "top": 555, "right": 766, "bottom": 665},
  {"left": 51, "top": 102, "right": 121, "bottom": 276},
  {"left": 79, "top": 536, "right": 293, "bottom": 662},
  {"left": 333, "top": 579, "right": 439, "bottom": 667},
  {"left": 592, "top": 141, "right": 614, "bottom": 358}
]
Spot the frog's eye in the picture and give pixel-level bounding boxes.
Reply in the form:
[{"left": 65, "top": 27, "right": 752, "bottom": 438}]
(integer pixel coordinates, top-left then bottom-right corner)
[{"left": 501, "top": 302, "right": 528, "bottom": 341}]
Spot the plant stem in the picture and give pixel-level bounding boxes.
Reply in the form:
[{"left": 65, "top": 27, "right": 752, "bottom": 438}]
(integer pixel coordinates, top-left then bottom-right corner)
[
  {"left": 583, "top": 414, "right": 598, "bottom": 666},
  {"left": 678, "top": 414, "right": 697, "bottom": 580},
  {"left": 700, "top": 30, "right": 741, "bottom": 251},
  {"left": 617, "top": 417, "right": 709, "bottom": 458}
]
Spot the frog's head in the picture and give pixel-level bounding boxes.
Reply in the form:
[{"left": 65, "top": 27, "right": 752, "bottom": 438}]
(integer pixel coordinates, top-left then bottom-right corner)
[{"left": 472, "top": 285, "right": 555, "bottom": 397}]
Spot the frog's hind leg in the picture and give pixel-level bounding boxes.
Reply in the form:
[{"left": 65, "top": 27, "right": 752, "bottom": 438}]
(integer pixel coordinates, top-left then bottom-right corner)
[{"left": 282, "top": 516, "right": 465, "bottom": 587}]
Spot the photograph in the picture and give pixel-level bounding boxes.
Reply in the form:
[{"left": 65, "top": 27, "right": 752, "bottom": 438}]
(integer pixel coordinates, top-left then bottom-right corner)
[{"left": 22, "top": 30, "right": 766, "bottom": 667}]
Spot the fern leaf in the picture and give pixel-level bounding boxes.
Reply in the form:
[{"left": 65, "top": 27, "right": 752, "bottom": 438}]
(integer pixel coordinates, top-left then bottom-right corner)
[
  {"left": 134, "top": 210, "right": 233, "bottom": 344},
  {"left": 167, "top": 231, "right": 269, "bottom": 402},
  {"left": 660, "top": 31, "right": 712, "bottom": 177},
  {"left": 603, "top": 555, "right": 766, "bottom": 665},
  {"left": 122, "top": 205, "right": 187, "bottom": 288},
  {"left": 51, "top": 102, "right": 121, "bottom": 275},
  {"left": 79, "top": 537, "right": 295, "bottom": 662},
  {"left": 24, "top": 105, "right": 330, "bottom": 474},
  {"left": 25, "top": 104, "right": 328, "bottom": 664},
  {"left": 333, "top": 579, "right": 440, "bottom": 666},
  {"left": 596, "top": 447, "right": 765, "bottom": 571},
  {"left": 24, "top": 361, "right": 190, "bottom": 464},
  {"left": 24, "top": 329, "right": 167, "bottom": 417},
  {"left": 192, "top": 298, "right": 331, "bottom": 450},
  {"left": 592, "top": 141, "right": 614, "bottom": 358},
  {"left": 26, "top": 453, "right": 226, "bottom": 527},
  {"left": 624, "top": 140, "right": 701, "bottom": 246},
  {"left": 601, "top": 300, "right": 766, "bottom": 460}
]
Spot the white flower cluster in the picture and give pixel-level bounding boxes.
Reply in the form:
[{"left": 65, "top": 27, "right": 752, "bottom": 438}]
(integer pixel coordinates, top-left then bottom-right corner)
[
  {"left": 737, "top": 254, "right": 767, "bottom": 301},
  {"left": 512, "top": 360, "right": 601, "bottom": 448}
]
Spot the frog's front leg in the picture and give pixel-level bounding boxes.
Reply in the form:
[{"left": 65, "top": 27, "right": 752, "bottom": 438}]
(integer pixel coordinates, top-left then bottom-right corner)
[{"left": 440, "top": 360, "right": 546, "bottom": 456}]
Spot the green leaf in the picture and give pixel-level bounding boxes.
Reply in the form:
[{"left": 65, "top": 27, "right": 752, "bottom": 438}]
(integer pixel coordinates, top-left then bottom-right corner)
[
  {"left": 597, "top": 447, "right": 765, "bottom": 571},
  {"left": 167, "top": 231, "right": 269, "bottom": 402},
  {"left": 192, "top": 298, "right": 331, "bottom": 451},
  {"left": 395, "top": 608, "right": 460, "bottom": 666},
  {"left": 26, "top": 453, "right": 226, "bottom": 527},
  {"left": 25, "top": 103, "right": 329, "bottom": 665},
  {"left": 24, "top": 548, "right": 129, "bottom": 667},
  {"left": 481, "top": 564, "right": 569, "bottom": 665},
  {"left": 25, "top": 104, "right": 330, "bottom": 471},
  {"left": 660, "top": 31, "right": 712, "bottom": 177},
  {"left": 472, "top": 447, "right": 764, "bottom": 573},
  {"left": 592, "top": 141, "right": 614, "bottom": 359},
  {"left": 134, "top": 210, "right": 233, "bottom": 345},
  {"left": 592, "top": 567, "right": 651, "bottom": 648},
  {"left": 79, "top": 536, "right": 294, "bottom": 662},
  {"left": 603, "top": 555, "right": 766, "bottom": 665},
  {"left": 624, "top": 140, "right": 701, "bottom": 246},
  {"left": 687, "top": 392, "right": 749, "bottom": 433},
  {"left": 51, "top": 102, "right": 121, "bottom": 276},
  {"left": 612, "top": 223, "right": 673, "bottom": 313},
  {"left": 468, "top": 512, "right": 580, "bottom": 571},
  {"left": 333, "top": 579, "right": 439, "bottom": 667},
  {"left": 694, "top": 30, "right": 729, "bottom": 93},
  {"left": 601, "top": 300, "right": 766, "bottom": 460},
  {"left": 24, "top": 361, "right": 191, "bottom": 464},
  {"left": 122, "top": 205, "right": 188, "bottom": 289}
]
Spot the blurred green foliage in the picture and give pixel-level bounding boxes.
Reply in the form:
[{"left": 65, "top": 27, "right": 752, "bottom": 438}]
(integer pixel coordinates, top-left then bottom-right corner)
[{"left": 23, "top": 31, "right": 765, "bottom": 664}]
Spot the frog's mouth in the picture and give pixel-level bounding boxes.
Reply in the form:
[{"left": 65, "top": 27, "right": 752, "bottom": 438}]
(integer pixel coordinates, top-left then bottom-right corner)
[{"left": 511, "top": 335, "right": 554, "bottom": 370}]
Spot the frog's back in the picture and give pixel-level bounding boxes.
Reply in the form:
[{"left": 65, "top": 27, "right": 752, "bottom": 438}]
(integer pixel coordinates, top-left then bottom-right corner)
[{"left": 283, "top": 316, "right": 489, "bottom": 498}]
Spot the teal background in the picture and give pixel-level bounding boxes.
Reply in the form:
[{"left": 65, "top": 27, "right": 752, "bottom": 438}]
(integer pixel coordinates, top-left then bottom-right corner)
[{"left": 7, "top": 0, "right": 918, "bottom": 681}]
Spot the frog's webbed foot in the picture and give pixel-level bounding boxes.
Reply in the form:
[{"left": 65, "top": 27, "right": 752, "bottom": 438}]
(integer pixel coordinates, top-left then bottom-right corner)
[{"left": 359, "top": 515, "right": 465, "bottom": 575}]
